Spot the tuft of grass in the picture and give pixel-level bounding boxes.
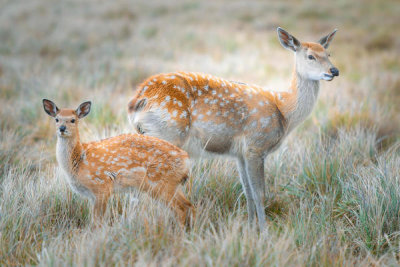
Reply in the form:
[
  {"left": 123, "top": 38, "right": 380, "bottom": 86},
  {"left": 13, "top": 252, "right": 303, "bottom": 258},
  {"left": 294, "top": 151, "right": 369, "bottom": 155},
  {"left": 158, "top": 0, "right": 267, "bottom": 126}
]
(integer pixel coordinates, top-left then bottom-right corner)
[
  {"left": 343, "top": 148, "right": 400, "bottom": 255},
  {"left": 86, "top": 102, "right": 119, "bottom": 128},
  {"left": 141, "top": 27, "right": 158, "bottom": 40},
  {"left": 365, "top": 32, "right": 395, "bottom": 51},
  {"left": 102, "top": 9, "right": 136, "bottom": 20},
  {"left": 321, "top": 108, "right": 399, "bottom": 151}
]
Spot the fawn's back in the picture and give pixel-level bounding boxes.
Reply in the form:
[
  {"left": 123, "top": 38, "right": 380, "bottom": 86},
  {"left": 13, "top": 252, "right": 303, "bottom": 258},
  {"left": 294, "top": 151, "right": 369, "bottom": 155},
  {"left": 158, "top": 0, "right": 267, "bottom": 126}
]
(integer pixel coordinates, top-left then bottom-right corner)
[{"left": 75, "top": 134, "right": 189, "bottom": 195}]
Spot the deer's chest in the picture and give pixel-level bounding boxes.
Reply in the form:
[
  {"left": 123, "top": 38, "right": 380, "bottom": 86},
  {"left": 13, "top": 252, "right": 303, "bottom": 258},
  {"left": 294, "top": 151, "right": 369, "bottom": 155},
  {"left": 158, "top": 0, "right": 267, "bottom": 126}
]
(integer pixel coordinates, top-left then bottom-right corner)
[
  {"left": 56, "top": 143, "right": 95, "bottom": 201},
  {"left": 61, "top": 169, "right": 95, "bottom": 201}
]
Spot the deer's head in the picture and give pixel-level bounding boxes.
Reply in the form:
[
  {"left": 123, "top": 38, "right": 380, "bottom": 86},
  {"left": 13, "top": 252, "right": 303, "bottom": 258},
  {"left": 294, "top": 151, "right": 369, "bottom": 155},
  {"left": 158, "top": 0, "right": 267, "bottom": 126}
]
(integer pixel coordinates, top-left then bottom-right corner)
[
  {"left": 42, "top": 99, "right": 91, "bottom": 138},
  {"left": 277, "top": 27, "right": 339, "bottom": 81}
]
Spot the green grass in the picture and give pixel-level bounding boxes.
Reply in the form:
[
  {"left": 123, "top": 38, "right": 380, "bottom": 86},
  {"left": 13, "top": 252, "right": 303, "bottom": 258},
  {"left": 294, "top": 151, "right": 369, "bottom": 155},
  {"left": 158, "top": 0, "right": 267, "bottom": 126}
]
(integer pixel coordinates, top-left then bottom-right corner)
[{"left": 0, "top": 0, "right": 399, "bottom": 265}]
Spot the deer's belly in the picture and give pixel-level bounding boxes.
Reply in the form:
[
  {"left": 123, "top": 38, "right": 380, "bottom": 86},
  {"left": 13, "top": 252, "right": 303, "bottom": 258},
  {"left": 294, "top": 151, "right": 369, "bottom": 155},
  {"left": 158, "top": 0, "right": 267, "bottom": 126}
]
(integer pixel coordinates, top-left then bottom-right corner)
[{"left": 184, "top": 120, "right": 239, "bottom": 156}]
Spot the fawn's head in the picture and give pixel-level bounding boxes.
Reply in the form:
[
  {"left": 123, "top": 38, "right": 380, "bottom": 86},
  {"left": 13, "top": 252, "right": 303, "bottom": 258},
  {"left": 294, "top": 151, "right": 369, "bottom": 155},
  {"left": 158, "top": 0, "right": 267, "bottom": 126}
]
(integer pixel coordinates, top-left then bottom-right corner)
[
  {"left": 42, "top": 99, "right": 91, "bottom": 138},
  {"left": 277, "top": 27, "right": 339, "bottom": 81}
]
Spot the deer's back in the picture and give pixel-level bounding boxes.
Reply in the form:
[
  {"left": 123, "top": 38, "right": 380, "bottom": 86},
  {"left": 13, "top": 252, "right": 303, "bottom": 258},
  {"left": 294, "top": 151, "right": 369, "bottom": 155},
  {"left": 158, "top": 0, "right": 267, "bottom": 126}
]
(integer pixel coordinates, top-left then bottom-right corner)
[{"left": 129, "top": 72, "right": 286, "bottom": 157}]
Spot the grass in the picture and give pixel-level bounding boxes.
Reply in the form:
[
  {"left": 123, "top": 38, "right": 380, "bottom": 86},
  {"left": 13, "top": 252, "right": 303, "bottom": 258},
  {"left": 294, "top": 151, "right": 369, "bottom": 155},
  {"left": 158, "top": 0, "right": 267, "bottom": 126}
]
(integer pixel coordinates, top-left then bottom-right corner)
[{"left": 0, "top": 0, "right": 399, "bottom": 265}]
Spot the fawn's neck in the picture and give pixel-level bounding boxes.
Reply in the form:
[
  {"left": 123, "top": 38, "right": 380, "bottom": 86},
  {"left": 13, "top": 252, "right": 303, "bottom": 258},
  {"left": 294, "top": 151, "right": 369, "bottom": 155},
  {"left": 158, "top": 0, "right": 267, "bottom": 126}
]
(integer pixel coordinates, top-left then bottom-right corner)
[
  {"left": 56, "top": 132, "right": 84, "bottom": 174},
  {"left": 276, "top": 69, "right": 320, "bottom": 132}
]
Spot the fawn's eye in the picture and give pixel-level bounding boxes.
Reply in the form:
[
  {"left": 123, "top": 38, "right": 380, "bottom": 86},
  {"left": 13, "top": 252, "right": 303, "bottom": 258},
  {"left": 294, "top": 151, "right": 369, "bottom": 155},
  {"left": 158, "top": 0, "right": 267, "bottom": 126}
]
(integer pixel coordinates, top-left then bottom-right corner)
[
  {"left": 308, "top": 55, "right": 316, "bottom": 60},
  {"left": 71, "top": 119, "right": 75, "bottom": 123},
  {"left": 55, "top": 118, "right": 59, "bottom": 122}
]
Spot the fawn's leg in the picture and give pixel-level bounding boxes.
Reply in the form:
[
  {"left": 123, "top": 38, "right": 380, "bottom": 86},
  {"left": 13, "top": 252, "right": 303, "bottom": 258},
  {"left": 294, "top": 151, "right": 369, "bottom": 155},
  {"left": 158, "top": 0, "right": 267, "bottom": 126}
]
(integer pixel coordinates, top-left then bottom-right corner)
[
  {"left": 173, "top": 187, "right": 195, "bottom": 227},
  {"left": 92, "top": 194, "right": 110, "bottom": 224},
  {"left": 115, "top": 170, "right": 193, "bottom": 226},
  {"left": 149, "top": 182, "right": 194, "bottom": 227}
]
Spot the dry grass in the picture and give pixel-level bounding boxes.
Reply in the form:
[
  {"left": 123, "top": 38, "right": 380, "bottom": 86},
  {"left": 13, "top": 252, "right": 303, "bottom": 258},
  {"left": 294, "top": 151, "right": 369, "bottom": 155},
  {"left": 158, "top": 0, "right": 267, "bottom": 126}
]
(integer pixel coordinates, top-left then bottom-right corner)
[{"left": 0, "top": 0, "right": 399, "bottom": 265}]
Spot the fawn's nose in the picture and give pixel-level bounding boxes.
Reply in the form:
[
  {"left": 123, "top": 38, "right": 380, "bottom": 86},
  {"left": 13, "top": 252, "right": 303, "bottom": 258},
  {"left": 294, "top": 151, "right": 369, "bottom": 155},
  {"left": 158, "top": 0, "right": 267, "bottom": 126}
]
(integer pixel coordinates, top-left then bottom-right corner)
[
  {"left": 59, "top": 125, "right": 66, "bottom": 133},
  {"left": 330, "top": 67, "right": 339, "bottom": 77}
]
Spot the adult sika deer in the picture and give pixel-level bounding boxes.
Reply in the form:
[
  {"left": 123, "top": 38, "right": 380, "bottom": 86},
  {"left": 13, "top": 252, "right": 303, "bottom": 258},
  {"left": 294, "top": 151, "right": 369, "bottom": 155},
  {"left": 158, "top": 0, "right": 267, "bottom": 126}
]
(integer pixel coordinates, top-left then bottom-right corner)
[
  {"left": 43, "top": 99, "right": 193, "bottom": 226},
  {"left": 127, "top": 28, "right": 339, "bottom": 231}
]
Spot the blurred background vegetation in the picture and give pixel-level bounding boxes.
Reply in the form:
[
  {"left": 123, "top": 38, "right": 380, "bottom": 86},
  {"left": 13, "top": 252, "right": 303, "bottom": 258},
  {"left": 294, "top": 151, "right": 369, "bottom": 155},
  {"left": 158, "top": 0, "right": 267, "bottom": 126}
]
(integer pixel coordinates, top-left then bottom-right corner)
[{"left": 0, "top": 0, "right": 399, "bottom": 265}]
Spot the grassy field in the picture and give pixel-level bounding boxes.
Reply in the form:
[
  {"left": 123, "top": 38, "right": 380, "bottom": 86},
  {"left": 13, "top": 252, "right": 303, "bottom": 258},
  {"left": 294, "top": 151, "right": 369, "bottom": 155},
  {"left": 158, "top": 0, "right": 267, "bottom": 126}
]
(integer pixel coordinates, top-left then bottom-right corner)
[{"left": 1, "top": 0, "right": 400, "bottom": 265}]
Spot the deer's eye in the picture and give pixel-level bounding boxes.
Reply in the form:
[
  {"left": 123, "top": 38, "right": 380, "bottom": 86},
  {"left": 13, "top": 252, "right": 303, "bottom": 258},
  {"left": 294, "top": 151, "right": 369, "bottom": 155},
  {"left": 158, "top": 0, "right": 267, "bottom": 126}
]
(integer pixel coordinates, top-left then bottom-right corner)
[
  {"left": 308, "top": 55, "right": 316, "bottom": 60},
  {"left": 71, "top": 119, "right": 75, "bottom": 123},
  {"left": 55, "top": 118, "right": 59, "bottom": 122}
]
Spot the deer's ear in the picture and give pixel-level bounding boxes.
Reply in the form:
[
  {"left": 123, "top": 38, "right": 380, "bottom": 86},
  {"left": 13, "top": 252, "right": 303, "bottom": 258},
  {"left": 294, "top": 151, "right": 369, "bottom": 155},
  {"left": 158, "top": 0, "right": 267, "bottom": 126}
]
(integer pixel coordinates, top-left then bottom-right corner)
[
  {"left": 43, "top": 99, "right": 59, "bottom": 117},
  {"left": 318, "top": 29, "right": 337, "bottom": 49},
  {"left": 277, "top": 27, "right": 301, "bottom": 52},
  {"left": 76, "top": 101, "right": 91, "bottom": 119}
]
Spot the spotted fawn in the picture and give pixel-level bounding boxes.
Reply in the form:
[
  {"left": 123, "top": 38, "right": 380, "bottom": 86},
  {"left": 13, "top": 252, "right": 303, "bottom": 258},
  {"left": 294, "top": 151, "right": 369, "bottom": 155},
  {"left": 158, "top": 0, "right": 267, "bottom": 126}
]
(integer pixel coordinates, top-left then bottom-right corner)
[{"left": 43, "top": 99, "right": 194, "bottom": 226}]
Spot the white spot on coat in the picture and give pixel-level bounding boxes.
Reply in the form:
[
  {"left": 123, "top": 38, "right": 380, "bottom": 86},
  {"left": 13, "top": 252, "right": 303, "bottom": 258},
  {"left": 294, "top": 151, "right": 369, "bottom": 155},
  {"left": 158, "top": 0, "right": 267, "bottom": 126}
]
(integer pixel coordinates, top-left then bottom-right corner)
[{"left": 95, "top": 177, "right": 104, "bottom": 184}]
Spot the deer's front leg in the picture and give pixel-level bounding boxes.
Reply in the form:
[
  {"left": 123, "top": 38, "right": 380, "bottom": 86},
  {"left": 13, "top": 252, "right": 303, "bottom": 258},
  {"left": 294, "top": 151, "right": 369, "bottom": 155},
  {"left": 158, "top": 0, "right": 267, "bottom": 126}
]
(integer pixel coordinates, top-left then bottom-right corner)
[
  {"left": 92, "top": 194, "right": 110, "bottom": 224},
  {"left": 237, "top": 157, "right": 256, "bottom": 223},
  {"left": 244, "top": 154, "right": 266, "bottom": 232}
]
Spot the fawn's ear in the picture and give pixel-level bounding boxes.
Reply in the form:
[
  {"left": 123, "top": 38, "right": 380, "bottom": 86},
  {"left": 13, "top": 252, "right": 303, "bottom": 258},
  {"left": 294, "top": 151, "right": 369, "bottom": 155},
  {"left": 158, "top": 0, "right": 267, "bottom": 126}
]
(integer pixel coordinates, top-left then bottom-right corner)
[
  {"left": 318, "top": 29, "right": 337, "bottom": 49},
  {"left": 277, "top": 27, "right": 301, "bottom": 52},
  {"left": 43, "top": 99, "right": 59, "bottom": 117},
  {"left": 76, "top": 101, "right": 91, "bottom": 119}
]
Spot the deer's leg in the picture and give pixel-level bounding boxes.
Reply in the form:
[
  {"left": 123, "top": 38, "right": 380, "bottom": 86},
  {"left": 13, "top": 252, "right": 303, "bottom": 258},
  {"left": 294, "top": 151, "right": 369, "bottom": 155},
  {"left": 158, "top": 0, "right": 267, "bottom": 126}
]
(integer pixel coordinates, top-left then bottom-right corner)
[
  {"left": 115, "top": 168, "right": 193, "bottom": 227},
  {"left": 172, "top": 188, "right": 195, "bottom": 227},
  {"left": 237, "top": 157, "right": 256, "bottom": 223},
  {"left": 93, "top": 194, "right": 110, "bottom": 224},
  {"left": 150, "top": 183, "right": 194, "bottom": 227},
  {"left": 244, "top": 154, "right": 266, "bottom": 231}
]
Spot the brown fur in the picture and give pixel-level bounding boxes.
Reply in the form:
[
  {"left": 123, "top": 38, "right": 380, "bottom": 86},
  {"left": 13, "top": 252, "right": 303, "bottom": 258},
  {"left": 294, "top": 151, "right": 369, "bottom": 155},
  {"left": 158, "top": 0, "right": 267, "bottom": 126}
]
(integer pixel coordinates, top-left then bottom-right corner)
[{"left": 44, "top": 101, "right": 194, "bottom": 226}]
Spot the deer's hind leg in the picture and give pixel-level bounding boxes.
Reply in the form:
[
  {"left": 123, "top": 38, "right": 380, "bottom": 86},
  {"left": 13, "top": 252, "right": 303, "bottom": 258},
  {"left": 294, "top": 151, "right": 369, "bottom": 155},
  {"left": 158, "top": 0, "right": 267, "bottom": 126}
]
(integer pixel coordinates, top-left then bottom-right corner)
[
  {"left": 244, "top": 152, "right": 266, "bottom": 231},
  {"left": 173, "top": 187, "right": 195, "bottom": 227},
  {"left": 115, "top": 169, "right": 194, "bottom": 227},
  {"left": 237, "top": 157, "right": 256, "bottom": 224},
  {"left": 148, "top": 181, "right": 194, "bottom": 227},
  {"left": 92, "top": 192, "right": 111, "bottom": 226}
]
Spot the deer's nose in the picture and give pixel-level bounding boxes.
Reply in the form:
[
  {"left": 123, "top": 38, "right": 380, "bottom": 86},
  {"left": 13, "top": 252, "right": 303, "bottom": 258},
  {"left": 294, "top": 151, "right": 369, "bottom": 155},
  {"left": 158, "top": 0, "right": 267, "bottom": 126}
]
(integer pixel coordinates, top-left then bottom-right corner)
[
  {"left": 330, "top": 67, "right": 339, "bottom": 76},
  {"left": 59, "top": 125, "right": 66, "bottom": 132}
]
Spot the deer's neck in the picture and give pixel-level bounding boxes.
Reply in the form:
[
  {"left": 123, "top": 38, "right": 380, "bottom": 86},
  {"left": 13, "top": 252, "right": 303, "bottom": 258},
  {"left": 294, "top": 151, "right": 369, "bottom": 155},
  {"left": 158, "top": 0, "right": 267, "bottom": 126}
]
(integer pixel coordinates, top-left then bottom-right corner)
[
  {"left": 277, "top": 70, "right": 320, "bottom": 132},
  {"left": 56, "top": 133, "right": 84, "bottom": 175}
]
